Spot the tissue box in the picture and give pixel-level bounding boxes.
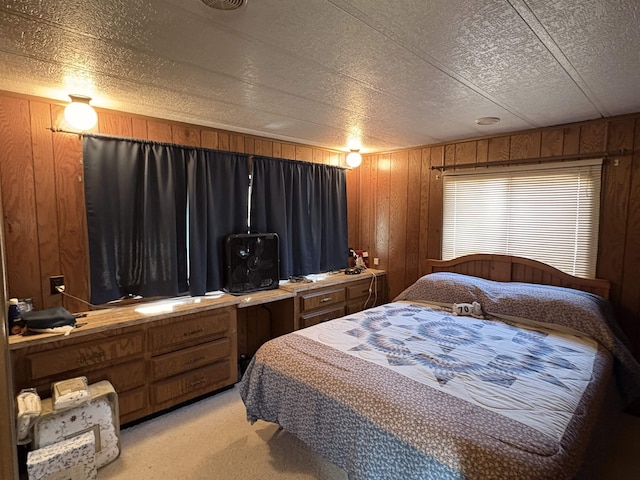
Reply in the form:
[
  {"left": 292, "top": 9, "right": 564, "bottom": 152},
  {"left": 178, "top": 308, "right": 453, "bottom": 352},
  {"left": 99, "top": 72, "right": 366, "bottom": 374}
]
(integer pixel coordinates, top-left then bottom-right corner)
[
  {"left": 27, "top": 430, "right": 96, "bottom": 480},
  {"left": 33, "top": 380, "right": 120, "bottom": 468}
]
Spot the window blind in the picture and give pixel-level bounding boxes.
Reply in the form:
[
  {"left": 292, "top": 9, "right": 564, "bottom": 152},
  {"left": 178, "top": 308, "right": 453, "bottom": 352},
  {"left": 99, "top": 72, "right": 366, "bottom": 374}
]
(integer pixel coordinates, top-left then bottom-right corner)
[{"left": 442, "top": 159, "right": 602, "bottom": 278}]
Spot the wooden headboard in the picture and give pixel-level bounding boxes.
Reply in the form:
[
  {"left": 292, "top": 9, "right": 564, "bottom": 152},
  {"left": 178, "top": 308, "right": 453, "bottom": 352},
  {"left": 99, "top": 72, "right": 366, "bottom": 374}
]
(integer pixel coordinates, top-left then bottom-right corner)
[{"left": 425, "top": 254, "right": 610, "bottom": 299}]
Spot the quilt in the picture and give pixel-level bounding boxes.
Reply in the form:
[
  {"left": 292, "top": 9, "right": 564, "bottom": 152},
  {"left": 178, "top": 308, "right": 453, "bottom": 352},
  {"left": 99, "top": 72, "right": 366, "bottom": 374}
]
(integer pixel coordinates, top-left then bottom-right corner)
[{"left": 240, "top": 302, "right": 614, "bottom": 480}]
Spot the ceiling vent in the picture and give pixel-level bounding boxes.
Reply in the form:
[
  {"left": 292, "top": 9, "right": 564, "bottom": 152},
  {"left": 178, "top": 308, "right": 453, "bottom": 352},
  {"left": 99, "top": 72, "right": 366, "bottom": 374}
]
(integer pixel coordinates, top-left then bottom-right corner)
[{"left": 201, "top": 0, "right": 247, "bottom": 10}]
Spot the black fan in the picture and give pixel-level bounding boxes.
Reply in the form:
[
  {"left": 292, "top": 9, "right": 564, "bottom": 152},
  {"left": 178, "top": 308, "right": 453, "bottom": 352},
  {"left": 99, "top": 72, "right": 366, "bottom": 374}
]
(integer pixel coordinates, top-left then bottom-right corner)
[{"left": 224, "top": 233, "right": 280, "bottom": 294}]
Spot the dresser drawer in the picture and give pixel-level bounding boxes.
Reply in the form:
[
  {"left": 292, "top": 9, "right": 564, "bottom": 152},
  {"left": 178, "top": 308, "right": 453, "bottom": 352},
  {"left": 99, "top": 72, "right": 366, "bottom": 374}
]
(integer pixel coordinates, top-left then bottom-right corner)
[
  {"left": 149, "top": 308, "right": 233, "bottom": 354},
  {"left": 300, "top": 287, "right": 345, "bottom": 312},
  {"left": 150, "top": 338, "right": 231, "bottom": 381},
  {"left": 301, "top": 305, "right": 346, "bottom": 328},
  {"left": 118, "top": 387, "right": 147, "bottom": 423},
  {"left": 150, "top": 361, "right": 233, "bottom": 408},
  {"left": 347, "top": 280, "right": 373, "bottom": 300},
  {"left": 84, "top": 359, "right": 146, "bottom": 393},
  {"left": 27, "top": 331, "right": 145, "bottom": 380}
]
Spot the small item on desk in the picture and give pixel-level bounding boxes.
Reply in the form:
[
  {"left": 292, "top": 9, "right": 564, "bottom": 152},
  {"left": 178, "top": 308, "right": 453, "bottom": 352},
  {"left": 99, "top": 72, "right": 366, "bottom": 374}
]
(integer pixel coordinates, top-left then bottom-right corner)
[
  {"left": 345, "top": 267, "right": 363, "bottom": 275},
  {"left": 22, "top": 307, "right": 76, "bottom": 336},
  {"left": 288, "top": 275, "right": 312, "bottom": 283},
  {"left": 7, "top": 297, "right": 24, "bottom": 335}
]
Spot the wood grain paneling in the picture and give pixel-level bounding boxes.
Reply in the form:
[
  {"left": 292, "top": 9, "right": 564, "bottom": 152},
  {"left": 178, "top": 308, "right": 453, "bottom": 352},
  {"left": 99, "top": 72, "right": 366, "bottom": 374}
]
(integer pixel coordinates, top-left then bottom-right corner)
[
  {"left": 405, "top": 149, "right": 422, "bottom": 286},
  {"left": 201, "top": 130, "right": 219, "bottom": 150},
  {"left": 173, "top": 125, "right": 200, "bottom": 147},
  {"left": 0, "top": 97, "right": 40, "bottom": 304},
  {"left": 540, "top": 128, "right": 563, "bottom": 157},
  {"left": 418, "top": 148, "right": 431, "bottom": 274},
  {"left": 30, "top": 102, "right": 61, "bottom": 310},
  {"left": 455, "top": 141, "right": 476, "bottom": 165},
  {"left": 427, "top": 146, "right": 443, "bottom": 260},
  {"left": 388, "top": 151, "right": 409, "bottom": 299},
  {"left": 358, "top": 156, "right": 373, "bottom": 253},
  {"left": 510, "top": 132, "right": 541, "bottom": 160},
  {"left": 488, "top": 136, "right": 510, "bottom": 161},
  {"left": 375, "top": 155, "right": 390, "bottom": 271},
  {"left": 147, "top": 121, "right": 172, "bottom": 142},
  {"left": 52, "top": 105, "right": 89, "bottom": 313},
  {"left": 98, "top": 112, "right": 133, "bottom": 137},
  {"left": 563, "top": 126, "right": 580, "bottom": 155},
  {"left": 131, "top": 117, "right": 148, "bottom": 140}
]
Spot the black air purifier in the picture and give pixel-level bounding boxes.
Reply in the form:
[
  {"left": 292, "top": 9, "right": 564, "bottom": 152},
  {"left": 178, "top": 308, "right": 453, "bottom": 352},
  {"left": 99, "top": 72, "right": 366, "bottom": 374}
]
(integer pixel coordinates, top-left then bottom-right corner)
[{"left": 224, "top": 233, "right": 280, "bottom": 294}]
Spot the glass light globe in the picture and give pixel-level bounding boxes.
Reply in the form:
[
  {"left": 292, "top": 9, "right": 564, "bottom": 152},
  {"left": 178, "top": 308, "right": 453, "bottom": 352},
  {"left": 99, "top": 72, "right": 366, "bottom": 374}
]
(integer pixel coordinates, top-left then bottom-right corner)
[
  {"left": 64, "top": 95, "right": 98, "bottom": 130},
  {"left": 346, "top": 150, "right": 362, "bottom": 168}
]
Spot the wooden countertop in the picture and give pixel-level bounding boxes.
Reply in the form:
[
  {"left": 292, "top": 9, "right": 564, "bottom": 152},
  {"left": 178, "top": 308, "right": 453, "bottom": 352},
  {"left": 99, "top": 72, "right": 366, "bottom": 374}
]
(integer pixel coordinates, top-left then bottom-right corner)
[
  {"left": 8, "top": 269, "right": 386, "bottom": 350},
  {"left": 8, "top": 292, "right": 241, "bottom": 350},
  {"left": 278, "top": 268, "right": 385, "bottom": 293}
]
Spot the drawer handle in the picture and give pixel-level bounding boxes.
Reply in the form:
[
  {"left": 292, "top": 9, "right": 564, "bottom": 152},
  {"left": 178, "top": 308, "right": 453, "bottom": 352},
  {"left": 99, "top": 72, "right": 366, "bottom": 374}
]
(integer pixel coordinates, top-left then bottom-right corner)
[
  {"left": 184, "top": 355, "right": 206, "bottom": 366},
  {"left": 183, "top": 328, "right": 204, "bottom": 337},
  {"left": 186, "top": 378, "right": 207, "bottom": 390},
  {"left": 320, "top": 297, "right": 333, "bottom": 303},
  {"left": 77, "top": 352, "right": 106, "bottom": 367}
]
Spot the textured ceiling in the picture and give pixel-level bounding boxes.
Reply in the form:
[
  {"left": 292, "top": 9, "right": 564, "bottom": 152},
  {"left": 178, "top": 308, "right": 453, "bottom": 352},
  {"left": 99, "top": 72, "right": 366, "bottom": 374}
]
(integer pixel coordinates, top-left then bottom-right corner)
[{"left": 0, "top": 0, "right": 638, "bottom": 153}]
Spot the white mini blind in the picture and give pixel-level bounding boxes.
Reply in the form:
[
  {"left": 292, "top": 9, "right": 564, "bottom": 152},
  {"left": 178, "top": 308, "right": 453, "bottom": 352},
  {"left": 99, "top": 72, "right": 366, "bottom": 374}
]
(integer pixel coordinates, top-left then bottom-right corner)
[{"left": 442, "top": 159, "right": 602, "bottom": 278}]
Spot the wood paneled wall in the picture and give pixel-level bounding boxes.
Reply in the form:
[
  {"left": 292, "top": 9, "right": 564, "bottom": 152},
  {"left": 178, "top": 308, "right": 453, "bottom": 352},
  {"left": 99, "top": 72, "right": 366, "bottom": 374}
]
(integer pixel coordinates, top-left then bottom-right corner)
[
  {"left": 0, "top": 91, "right": 351, "bottom": 313},
  {"left": 352, "top": 113, "right": 640, "bottom": 359}
]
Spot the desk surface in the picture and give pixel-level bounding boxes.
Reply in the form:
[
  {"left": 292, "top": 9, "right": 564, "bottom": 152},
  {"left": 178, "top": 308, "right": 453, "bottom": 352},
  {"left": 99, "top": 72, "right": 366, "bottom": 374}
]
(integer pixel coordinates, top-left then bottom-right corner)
[{"left": 9, "top": 269, "right": 386, "bottom": 350}]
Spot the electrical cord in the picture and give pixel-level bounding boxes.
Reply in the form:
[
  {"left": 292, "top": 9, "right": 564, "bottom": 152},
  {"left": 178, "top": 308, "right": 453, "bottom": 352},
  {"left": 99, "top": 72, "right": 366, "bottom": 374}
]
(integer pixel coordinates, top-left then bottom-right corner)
[
  {"left": 56, "top": 286, "right": 111, "bottom": 310},
  {"left": 362, "top": 269, "right": 378, "bottom": 310}
]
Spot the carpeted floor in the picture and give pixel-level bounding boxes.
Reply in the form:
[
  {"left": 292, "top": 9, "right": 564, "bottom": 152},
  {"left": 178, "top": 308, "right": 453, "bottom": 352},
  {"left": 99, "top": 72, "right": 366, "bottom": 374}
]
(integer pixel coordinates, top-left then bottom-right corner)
[
  {"left": 98, "top": 387, "right": 346, "bottom": 480},
  {"left": 98, "top": 386, "right": 640, "bottom": 480}
]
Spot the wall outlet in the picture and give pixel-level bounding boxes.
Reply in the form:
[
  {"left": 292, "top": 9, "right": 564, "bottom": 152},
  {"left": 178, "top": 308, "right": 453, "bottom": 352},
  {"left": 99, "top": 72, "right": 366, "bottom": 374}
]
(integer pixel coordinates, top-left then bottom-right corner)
[
  {"left": 50, "top": 275, "right": 65, "bottom": 294},
  {"left": 373, "top": 257, "right": 379, "bottom": 266}
]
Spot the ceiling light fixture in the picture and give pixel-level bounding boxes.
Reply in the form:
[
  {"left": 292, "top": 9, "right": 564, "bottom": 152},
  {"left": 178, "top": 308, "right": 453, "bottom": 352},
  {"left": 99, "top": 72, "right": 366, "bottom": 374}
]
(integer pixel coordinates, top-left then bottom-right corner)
[
  {"left": 346, "top": 149, "right": 362, "bottom": 168},
  {"left": 475, "top": 116, "right": 501, "bottom": 126},
  {"left": 64, "top": 94, "right": 97, "bottom": 130}
]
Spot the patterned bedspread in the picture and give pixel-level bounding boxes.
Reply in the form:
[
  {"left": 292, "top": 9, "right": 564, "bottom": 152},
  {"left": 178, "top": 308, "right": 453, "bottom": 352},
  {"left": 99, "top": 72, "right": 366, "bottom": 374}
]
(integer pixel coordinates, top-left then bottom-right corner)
[{"left": 240, "top": 302, "right": 614, "bottom": 480}]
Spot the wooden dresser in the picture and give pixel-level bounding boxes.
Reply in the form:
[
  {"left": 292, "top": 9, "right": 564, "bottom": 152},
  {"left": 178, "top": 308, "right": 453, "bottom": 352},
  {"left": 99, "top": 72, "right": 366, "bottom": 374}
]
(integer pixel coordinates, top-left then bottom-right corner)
[
  {"left": 280, "top": 270, "right": 387, "bottom": 330},
  {"left": 9, "top": 298, "right": 238, "bottom": 425}
]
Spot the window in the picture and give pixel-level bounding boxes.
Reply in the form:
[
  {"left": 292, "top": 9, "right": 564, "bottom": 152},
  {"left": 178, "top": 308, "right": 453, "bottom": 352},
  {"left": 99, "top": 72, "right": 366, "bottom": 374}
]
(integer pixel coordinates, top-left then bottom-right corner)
[{"left": 442, "top": 159, "right": 602, "bottom": 278}]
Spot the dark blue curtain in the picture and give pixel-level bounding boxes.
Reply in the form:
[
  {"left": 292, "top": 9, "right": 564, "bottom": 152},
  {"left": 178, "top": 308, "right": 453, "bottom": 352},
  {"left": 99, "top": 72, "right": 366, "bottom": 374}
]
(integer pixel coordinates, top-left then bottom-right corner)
[
  {"left": 83, "top": 136, "right": 188, "bottom": 304},
  {"left": 187, "top": 150, "right": 250, "bottom": 295},
  {"left": 83, "top": 136, "right": 250, "bottom": 303},
  {"left": 251, "top": 156, "right": 348, "bottom": 277}
]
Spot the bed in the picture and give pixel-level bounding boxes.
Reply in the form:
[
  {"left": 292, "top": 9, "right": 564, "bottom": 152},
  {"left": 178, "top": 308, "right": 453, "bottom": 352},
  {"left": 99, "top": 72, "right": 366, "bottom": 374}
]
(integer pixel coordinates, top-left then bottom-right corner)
[{"left": 239, "top": 255, "right": 640, "bottom": 479}]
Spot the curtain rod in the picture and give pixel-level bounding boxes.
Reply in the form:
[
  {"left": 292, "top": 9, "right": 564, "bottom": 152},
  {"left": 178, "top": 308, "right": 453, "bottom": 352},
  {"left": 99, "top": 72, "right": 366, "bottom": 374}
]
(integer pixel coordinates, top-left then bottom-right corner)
[
  {"left": 430, "top": 149, "right": 631, "bottom": 171},
  {"left": 47, "top": 127, "right": 349, "bottom": 169}
]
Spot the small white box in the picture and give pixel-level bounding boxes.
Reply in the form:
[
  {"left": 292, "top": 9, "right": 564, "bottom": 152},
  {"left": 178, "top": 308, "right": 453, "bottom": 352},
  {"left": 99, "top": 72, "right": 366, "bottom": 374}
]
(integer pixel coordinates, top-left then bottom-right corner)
[
  {"left": 51, "top": 376, "right": 90, "bottom": 411},
  {"left": 27, "top": 430, "right": 97, "bottom": 480}
]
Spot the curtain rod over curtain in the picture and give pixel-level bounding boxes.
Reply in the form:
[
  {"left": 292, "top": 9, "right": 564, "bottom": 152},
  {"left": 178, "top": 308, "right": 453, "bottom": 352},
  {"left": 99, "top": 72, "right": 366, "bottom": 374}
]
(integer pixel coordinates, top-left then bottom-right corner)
[
  {"left": 49, "top": 128, "right": 349, "bottom": 169},
  {"left": 430, "top": 149, "right": 630, "bottom": 172}
]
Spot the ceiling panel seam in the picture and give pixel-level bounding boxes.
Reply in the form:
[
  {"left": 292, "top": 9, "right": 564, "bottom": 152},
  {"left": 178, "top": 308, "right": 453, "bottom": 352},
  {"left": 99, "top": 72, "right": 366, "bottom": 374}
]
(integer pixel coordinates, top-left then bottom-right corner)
[
  {"left": 508, "top": 0, "right": 609, "bottom": 117},
  {"left": 325, "top": 0, "right": 540, "bottom": 127}
]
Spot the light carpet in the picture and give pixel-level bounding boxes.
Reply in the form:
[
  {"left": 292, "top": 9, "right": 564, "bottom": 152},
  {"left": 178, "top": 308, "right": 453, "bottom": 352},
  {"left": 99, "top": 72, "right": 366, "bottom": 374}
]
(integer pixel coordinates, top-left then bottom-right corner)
[
  {"left": 98, "top": 386, "right": 640, "bottom": 480},
  {"left": 98, "top": 387, "right": 346, "bottom": 480}
]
